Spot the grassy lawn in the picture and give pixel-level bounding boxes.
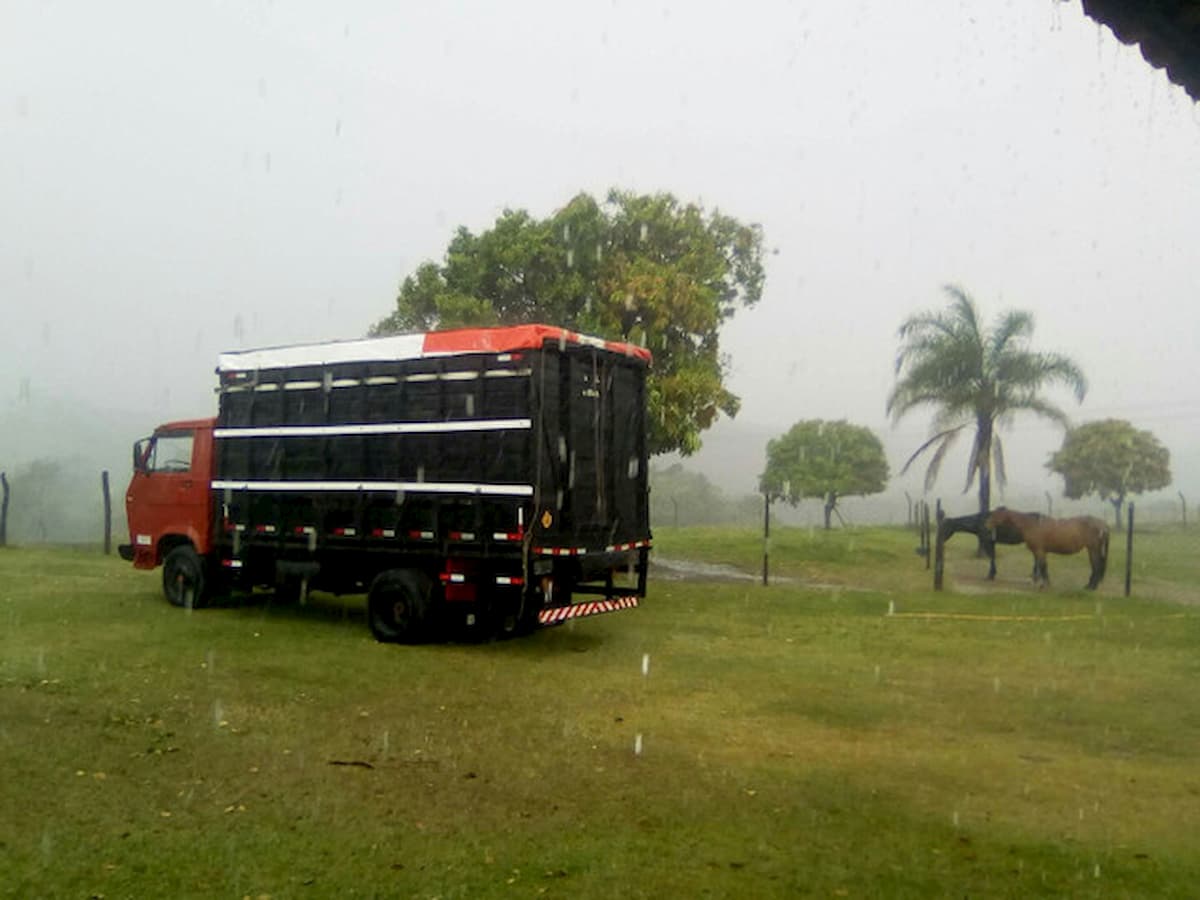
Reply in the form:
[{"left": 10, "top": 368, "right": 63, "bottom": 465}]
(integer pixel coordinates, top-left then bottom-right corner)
[{"left": 2, "top": 527, "right": 1199, "bottom": 898}]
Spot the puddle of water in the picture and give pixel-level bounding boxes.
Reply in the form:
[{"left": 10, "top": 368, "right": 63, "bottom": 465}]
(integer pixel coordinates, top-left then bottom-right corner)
[
  {"left": 651, "top": 556, "right": 772, "bottom": 583},
  {"left": 650, "top": 556, "right": 879, "bottom": 592}
]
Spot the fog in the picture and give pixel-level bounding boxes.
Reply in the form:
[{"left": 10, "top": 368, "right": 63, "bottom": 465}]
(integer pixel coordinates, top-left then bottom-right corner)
[{"left": 3, "top": 0, "right": 1199, "bottom": 539}]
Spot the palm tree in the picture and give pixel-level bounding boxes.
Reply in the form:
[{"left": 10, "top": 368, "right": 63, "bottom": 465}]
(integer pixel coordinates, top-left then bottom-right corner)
[{"left": 887, "top": 285, "right": 1087, "bottom": 518}]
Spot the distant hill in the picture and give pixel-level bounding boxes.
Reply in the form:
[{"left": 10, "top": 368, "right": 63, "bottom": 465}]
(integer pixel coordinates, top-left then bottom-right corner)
[{"left": 0, "top": 395, "right": 163, "bottom": 543}]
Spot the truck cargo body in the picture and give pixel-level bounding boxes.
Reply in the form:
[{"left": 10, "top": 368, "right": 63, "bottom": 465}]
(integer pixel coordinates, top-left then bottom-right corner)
[{"left": 122, "top": 325, "right": 652, "bottom": 640}]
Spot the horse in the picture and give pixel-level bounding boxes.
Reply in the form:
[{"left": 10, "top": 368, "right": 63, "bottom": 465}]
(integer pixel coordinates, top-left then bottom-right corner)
[
  {"left": 984, "top": 507, "right": 1110, "bottom": 590},
  {"left": 938, "top": 510, "right": 1039, "bottom": 580}
]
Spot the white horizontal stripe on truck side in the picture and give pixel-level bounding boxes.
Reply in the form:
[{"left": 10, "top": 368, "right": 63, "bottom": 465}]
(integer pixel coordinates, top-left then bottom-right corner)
[
  {"left": 213, "top": 418, "right": 531, "bottom": 439},
  {"left": 211, "top": 480, "right": 534, "bottom": 497}
]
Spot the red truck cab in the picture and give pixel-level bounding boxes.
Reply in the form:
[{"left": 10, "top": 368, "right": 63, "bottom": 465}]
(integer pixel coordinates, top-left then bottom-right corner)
[{"left": 119, "top": 417, "right": 216, "bottom": 572}]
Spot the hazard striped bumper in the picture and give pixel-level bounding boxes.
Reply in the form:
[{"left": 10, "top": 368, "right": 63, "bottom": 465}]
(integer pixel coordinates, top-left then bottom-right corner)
[{"left": 537, "top": 595, "right": 640, "bottom": 625}]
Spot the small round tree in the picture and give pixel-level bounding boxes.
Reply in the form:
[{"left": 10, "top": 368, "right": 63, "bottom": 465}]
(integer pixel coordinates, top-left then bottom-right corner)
[
  {"left": 759, "top": 420, "right": 889, "bottom": 529},
  {"left": 1047, "top": 419, "right": 1171, "bottom": 530}
]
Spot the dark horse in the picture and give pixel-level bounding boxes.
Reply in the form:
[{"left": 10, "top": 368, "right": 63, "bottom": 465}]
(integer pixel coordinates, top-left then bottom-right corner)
[
  {"left": 985, "top": 507, "right": 1110, "bottom": 590},
  {"left": 938, "top": 510, "right": 1038, "bottom": 580}
]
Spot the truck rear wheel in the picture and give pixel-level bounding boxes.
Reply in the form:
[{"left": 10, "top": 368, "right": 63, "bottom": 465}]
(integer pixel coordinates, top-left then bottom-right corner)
[
  {"left": 367, "top": 569, "right": 434, "bottom": 643},
  {"left": 163, "top": 545, "right": 208, "bottom": 609}
]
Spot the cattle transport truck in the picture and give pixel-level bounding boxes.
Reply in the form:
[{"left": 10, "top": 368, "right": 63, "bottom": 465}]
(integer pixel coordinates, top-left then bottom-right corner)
[{"left": 119, "top": 324, "right": 652, "bottom": 641}]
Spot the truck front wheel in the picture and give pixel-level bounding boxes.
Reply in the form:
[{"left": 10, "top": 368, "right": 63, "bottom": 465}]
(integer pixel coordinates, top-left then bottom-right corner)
[
  {"left": 163, "top": 545, "right": 208, "bottom": 609},
  {"left": 367, "top": 569, "right": 434, "bottom": 643}
]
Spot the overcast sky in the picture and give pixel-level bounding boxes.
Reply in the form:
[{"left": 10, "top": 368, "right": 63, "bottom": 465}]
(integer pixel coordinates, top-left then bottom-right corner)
[{"left": 4, "top": 0, "right": 1199, "bottom": 504}]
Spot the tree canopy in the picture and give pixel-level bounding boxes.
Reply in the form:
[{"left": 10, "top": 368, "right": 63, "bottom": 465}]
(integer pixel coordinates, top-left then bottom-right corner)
[
  {"left": 370, "top": 189, "right": 766, "bottom": 456},
  {"left": 1046, "top": 419, "right": 1171, "bottom": 529},
  {"left": 759, "top": 419, "right": 889, "bottom": 529},
  {"left": 887, "top": 285, "right": 1087, "bottom": 517}
]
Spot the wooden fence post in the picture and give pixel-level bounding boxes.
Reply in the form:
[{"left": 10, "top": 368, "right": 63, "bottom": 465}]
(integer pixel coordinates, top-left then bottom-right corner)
[
  {"left": 101, "top": 470, "right": 112, "bottom": 555},
  {"left": 761, "top": 492, "right": 770, "bottom": 587},
  {"left": 1180, "top": 491, "right": 1187, "bottom": 529},
  {"left": 0, "top": 471, "right": 8, "bottom": 547},
  {"left": 1125, "top": 502, "right": 1134, "bottom": 597},
  {"left": 922, "top": 502, "right": 931, "bottom": 569},
  {"left": 934, "top": 500, "right": 945, "bottom": 590}
]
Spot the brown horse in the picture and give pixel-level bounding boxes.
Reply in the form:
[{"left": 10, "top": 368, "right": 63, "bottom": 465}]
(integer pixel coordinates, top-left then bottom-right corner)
[{"left": 984, "top": 507, "right": 1110, "bottom": 590}]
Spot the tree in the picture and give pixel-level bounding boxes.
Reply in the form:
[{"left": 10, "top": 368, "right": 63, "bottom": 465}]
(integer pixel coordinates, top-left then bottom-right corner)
[
  {"left": 1046, "top": 419, "right": 1171, "bottom": 530},
  {"left": 371, "top": 189, "right": 766, "bottom": 456},
  {"left": 759, "top": 420, "right": 889, "bottom": 529},
  {"left": 886, "top": 285, "right": 1087, "bottom": 521}
]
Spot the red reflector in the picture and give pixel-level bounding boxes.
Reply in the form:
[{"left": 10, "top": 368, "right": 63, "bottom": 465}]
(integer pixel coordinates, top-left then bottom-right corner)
[{"left": 443, "top": 583, "right": 477, "bottom": 602}]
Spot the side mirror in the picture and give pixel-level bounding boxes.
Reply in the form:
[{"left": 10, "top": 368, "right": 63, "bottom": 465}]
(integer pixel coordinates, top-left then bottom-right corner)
[{"left": 133, "top": 438, "right": 151, "bottom": 474}]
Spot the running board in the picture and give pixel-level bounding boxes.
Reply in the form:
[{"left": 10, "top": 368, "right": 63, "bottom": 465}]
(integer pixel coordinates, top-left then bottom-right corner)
[{"left": 537, "top": 595, "right": 639, "bottom": 625}]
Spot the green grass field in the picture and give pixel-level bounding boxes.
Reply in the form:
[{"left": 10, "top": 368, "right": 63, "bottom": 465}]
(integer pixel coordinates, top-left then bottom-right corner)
[{"left": 2, "top": 526, "right": 1199, "bottom": 898}]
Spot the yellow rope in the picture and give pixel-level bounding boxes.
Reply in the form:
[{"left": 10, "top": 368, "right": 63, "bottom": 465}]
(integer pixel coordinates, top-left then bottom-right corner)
[{"left": 888, "top": 612, "right": 1097, "bottom": 622}]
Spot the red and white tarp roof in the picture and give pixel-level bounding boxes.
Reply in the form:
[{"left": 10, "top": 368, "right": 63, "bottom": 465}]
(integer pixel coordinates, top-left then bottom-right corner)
[{"left": 216, "top": 324, "right": 652, "bottom": 372}]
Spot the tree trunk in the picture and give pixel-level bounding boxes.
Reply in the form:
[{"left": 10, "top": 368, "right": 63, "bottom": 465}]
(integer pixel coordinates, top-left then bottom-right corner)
[
  {"left": 1111, "top": 497, "right": 1124, "bottom": 532},
  {"left": 975, "top": 418, "right": 993, "bottom": 556},
  {"left": 823, "top": 493, "right": 836, "bottom": 530}
]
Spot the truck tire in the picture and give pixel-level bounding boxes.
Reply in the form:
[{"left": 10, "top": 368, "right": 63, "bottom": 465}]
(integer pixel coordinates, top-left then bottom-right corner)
[
  {"left": 367, "top": 569, "right": 434, "bottom": 643},
  {"left": 163, "top": 545, "right": 208, "bottom": 609}
]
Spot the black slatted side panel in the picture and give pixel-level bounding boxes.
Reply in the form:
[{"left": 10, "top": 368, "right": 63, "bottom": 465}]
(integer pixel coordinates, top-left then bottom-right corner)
[{"left": 214, "top": 350, "right": 538, "bottom": 549}]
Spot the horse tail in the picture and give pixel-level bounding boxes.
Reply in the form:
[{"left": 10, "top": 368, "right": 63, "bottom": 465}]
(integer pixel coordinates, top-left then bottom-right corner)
[{"left": 1097, "top": 526, "right": 1109, "bottom": 582}]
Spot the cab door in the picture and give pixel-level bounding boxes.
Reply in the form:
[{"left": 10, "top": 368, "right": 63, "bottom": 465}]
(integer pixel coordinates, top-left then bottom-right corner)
[{"left": 126, "top": 427, "right": 211, "bottom": 566}]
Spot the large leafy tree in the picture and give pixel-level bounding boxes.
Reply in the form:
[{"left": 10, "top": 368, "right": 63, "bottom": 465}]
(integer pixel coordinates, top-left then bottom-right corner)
[
  {"left": 370, "top": 190, "right": 765, "bottom": 456},
  {"left": 759, "top": 420, "right": 889, "bottom": 529},
  {"left": 886, "top": 285, "right": 1088, "bottom": 519},
  {"left": 1047, "top": 419, "right": 1171, "bottom": 530}
]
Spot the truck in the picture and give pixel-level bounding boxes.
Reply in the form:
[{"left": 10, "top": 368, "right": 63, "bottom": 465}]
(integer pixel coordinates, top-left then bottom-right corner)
[{"left": 119, "top": 324, "right": 652, "bottom": 641}]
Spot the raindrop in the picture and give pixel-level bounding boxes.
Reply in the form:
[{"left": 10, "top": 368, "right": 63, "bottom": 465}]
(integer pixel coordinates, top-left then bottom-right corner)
[
  {"left": 993, "top": 677, "right": 1001, "bottom": 694},
  {"left": 886, "top": 599, "right": 894, "bottom": 616},
  {"left": 639, "top": 223, "right": 648, "bottom": 242},
  {"left": 634, "top": 733, "right": 643, "bottom": 756},
  {"left": 566, "top": 249, "right": 574, "bottom": 268},
  {"left": 212, "top": 699, "right": 224, "bottom": 727},
  {"left": 206, "top": 649, "right": 215, "bottom": 673},
  {"left": 562, "top": 223, "right": 570, "bottom": 241},
  {"left": 952, "top": 810, "right": 959, "bottom": 827},
  {"left": 641, "top": 653, "right": 650, "bottom": 677}
]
